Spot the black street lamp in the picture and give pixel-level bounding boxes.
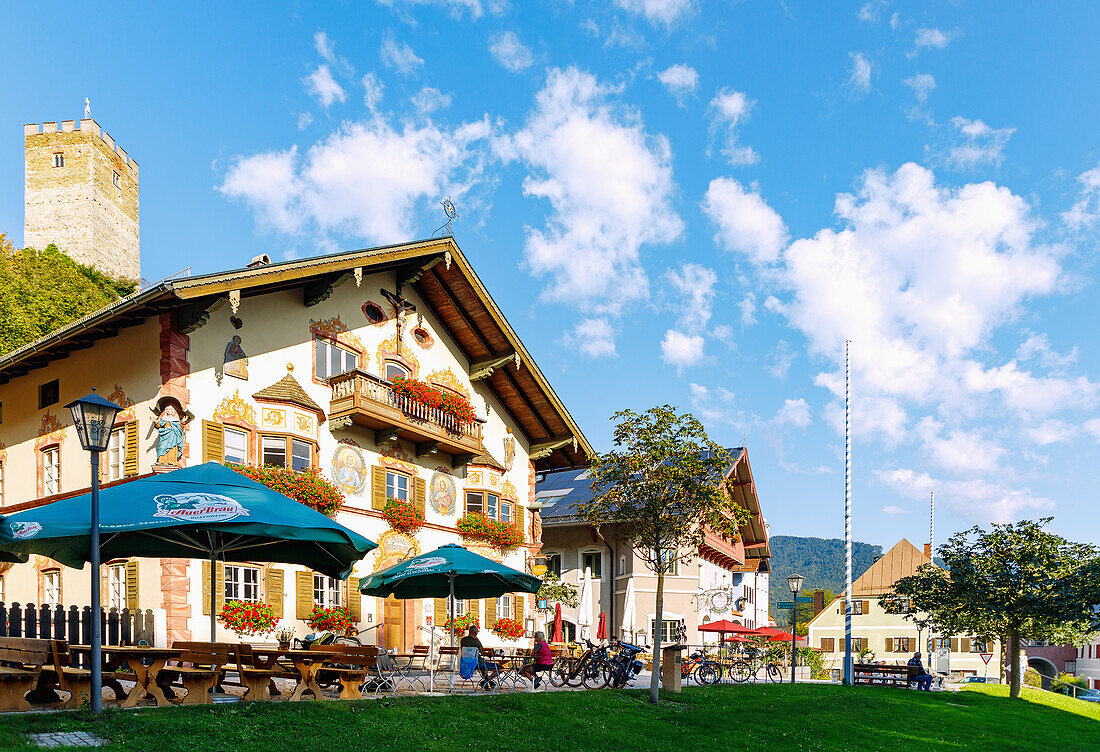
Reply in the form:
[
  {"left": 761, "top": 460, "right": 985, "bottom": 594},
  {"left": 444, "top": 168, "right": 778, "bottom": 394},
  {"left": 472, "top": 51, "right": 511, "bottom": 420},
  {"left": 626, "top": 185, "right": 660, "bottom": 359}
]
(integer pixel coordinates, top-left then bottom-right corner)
[
  {"left": 65, "top": 389, "right": 122, "bottom": 716},
  {"left": 786, "top": 572, "right": 804, "bottom": 684}
]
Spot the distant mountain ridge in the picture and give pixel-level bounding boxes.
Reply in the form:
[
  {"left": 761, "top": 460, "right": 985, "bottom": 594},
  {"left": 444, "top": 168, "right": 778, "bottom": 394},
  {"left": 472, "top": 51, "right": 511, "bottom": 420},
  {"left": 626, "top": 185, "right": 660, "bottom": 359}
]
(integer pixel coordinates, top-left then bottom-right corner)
[{"left": 767, "top": 535, "right": 883, "bottom": 618}]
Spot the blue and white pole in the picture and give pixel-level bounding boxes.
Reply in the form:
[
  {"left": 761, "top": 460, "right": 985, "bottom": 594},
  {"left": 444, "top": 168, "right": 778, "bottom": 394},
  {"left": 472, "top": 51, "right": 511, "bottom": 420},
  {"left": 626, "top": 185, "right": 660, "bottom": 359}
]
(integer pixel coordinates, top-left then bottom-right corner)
[{"left": 843, "top": 340, "right": 853, "bottom": 685}]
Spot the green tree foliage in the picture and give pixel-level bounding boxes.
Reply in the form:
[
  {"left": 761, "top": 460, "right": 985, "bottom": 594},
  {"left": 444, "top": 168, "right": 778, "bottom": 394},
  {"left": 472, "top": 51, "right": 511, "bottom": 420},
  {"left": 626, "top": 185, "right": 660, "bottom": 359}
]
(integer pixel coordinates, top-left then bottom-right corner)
[
  {"left": 768, "top": 535, "right": 882, "bottom": 621},
  {"left": 535, "top": 571, "right": 579, "bottom": 609},
  {"left": 580, "top": 405, "right": 748, "bottom": 704},
  {"left": 881, "top": 518, "right": 1100, "bottom": 699},
  {"left": 0, "top": 236, "right": 136, "bottom": 356}
]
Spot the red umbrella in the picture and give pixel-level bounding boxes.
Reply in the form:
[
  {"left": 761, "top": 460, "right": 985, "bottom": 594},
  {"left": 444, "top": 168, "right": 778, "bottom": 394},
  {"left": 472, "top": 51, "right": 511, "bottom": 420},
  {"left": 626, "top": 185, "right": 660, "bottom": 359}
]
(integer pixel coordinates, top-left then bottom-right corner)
[
  {"left": 698, "top": 619, "right": 757, "bottom": 634},
  {"left": 552, "top": 603, "right": 564, "bottom": 643},
  {"left": 596, "top": 611, "right": 607, "bottom": 640},
  {"left": 723, "top": 635, "right": 755, "bottom": 643}
]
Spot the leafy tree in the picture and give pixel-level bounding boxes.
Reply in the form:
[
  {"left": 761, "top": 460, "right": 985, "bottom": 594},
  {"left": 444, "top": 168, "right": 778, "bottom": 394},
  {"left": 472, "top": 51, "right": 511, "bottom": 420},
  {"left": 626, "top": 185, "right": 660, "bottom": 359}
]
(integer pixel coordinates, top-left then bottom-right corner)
[
  {"left": 0, "top": 238, "right": 136, "bottom": 355},
  {"left": 580, "top": 405, "right": 748, "bottom": 704},
  {"left": 536, "top": 571, "right": 579, "bottom": 609},
  {"left": 881, "top": 518, "right": 1100, "bottom": 699}
]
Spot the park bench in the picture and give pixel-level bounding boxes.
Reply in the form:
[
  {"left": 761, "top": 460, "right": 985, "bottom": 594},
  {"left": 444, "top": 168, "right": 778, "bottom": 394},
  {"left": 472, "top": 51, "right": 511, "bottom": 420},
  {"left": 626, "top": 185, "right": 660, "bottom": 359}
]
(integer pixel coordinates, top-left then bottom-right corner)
[
  {"left": 159, "top": 642, "right": 231, "bottom": 705},
  {"left": 314, "top": 644, "right": 380, "bottom": 700},
  {"left": 0, "top": 637, "right": 52, "bottom": 711},
  {"left": 232, "top": 644, "right": 285, "bottom": 702},
  {"left": 853, "top": 663, "right": 918, "bottom": 688},
  {"left": 41, "top": 640, "right": 122, "bottom": 710}
]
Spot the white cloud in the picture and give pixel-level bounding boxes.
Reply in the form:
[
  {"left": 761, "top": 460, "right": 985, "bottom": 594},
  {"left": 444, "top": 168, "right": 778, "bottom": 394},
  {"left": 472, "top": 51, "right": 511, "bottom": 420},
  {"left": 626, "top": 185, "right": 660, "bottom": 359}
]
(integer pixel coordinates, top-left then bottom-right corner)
[
  {"left": 297, "top": 112, "right": 313, "bottom": 130},
  {"left": 362, "top": 73, "right": 385, "bottom": 114},
  {"left": 374, "top": 0, "right": 493, "bottom": 20},
  {"left": 503, "top": 66, "right": 683, "bottom": 317},
  {"left": 615, "top": 0, "right": 693, "bottom": 26},
  {"left": 702, "top": 177, "right": 788, "bottom": 264},
  {"left": 315, "top": 31, "right": 337, "bottom": 63},
  {"left": 774, "top": 398, "right": 812, "bottom": 428},
  {"left": 305, "top": 65, "right": 347, "bottom": 108},
  {"left": 913, "top": 27, "right": 958, "bottom": 52},
  {"left": 936, "top": 116, "right": 1015, "bottom": 170},
  {"left": 658, "top": 65, "right": 699, "bottom": 102},
  {"left": 661, "top": 330, "right": 706, "bottom": 372},
  {"left": 562, "top": 317, "right": 618, "bottom": 358},
  {"left": 707, "top": 88, "right": 758, "bottom": 166},
  {"left": 847, "top": 52, "right": 872, "bottom": 96},
  {"left": 1016, "top": 331, "right": 1078, "bottom": 370},
  {"left": 904, "top": 73, "right": 936, "bottom": 103},
  {"left": 380, "top": 36, "right": 424, "bottom": 75},
  {"left": 220, "top": 116, "right": 494, "bottom": 244},
  {"left": 914, "top": 416, "right": 1004, "bottom": 476},
  {"left": 666, "top": 263, "right": 718, "bottom": 329},
  {"left": 883, "top": 504, "right": 906, "bottom": 515},
  {"left": 739, "top": 292, "right": 756, "bottom": 326},
  {"left": 766, "top": 340, "right": 796, "bottom": 379},
  {"left": 489, "top": 31, "right": 533, "bottom": 72},
  {"left": 411, "top": 87, "right": 452, "bottom": 115},
  {"left": 1063, "top": 164, "right": 1100, "bottom": 231},
  {"left": 858, "top": 1, "right": 887, "bottom": 23},
  {"left": 1026, "top": 420, "right": 1076, "bottom": 446},
  {"left": 1085, "top": 419, "right": 1100, "bottom": 442},
  {"left": 876, "top": 467, "right": 1052, "bottom": 523}
]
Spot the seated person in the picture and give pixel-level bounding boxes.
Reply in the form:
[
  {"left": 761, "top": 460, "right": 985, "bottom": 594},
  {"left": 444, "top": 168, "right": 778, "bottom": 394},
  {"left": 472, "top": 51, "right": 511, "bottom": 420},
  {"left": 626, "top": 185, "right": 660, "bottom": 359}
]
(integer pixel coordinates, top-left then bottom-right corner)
[
  {"left": 520, "top": 631, "right": 555, "bottom": 689},
  {"left": 460, "top": 625, "right": 499, "bottom": 689},
  {"left": 907, "top": 651, "right": 934, "bottom": 691}
]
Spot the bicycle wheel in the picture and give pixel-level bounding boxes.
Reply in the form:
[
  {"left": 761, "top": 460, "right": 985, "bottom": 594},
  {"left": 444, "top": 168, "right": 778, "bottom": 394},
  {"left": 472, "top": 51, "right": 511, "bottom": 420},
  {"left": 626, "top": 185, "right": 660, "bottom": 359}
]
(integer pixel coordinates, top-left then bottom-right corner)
[
  {"left": 583, "top": 659, "right": 610, "bottom": 689},
  {"left": 565, "top": 655, "right": 588, "bottom": 687},
  {"left": 730, "top": 660, "right": 751, "bottom": 683},
  {"left": 765, "top": 663, "right": 783, "bottom": 683},
  {"left": 694, "top": 662, "right": 720, "bottom": 686},
  {"left": 549, "top": 658, "right": 571, "bottom": 687}
]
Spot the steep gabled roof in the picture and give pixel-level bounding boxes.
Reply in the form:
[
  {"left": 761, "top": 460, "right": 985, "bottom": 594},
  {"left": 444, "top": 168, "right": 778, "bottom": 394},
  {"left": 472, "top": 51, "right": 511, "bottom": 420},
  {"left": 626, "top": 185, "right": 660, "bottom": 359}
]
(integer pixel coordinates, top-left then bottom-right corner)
[
  {"left": 851, "top": 538, "right": 930, "bottom": 597},
  {"left": 253, "top": 373, "right": 324, "bottom": 416},
  {"left": 0, "top": 238, "right": 591, "bottom": 470}
]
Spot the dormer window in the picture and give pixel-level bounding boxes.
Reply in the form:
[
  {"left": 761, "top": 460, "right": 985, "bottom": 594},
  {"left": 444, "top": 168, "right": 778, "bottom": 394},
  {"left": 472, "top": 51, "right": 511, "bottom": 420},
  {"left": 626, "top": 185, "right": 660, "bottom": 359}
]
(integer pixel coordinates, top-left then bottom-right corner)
[{"left": 53, "top": 153, "right": 64, "bottom": 168}]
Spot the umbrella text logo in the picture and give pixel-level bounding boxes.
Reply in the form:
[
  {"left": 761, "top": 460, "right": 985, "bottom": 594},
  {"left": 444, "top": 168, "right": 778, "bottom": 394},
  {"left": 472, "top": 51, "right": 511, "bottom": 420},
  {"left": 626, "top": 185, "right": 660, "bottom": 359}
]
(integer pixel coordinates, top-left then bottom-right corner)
[
  {"left": 406, "top": 556, "right": 447, "bottom": 570},
  {"left": 10, "top": 522, "right": 42, "bottom": 539},
  {"left": 154, "top": 493, "right": 249, "bottom": 523}
]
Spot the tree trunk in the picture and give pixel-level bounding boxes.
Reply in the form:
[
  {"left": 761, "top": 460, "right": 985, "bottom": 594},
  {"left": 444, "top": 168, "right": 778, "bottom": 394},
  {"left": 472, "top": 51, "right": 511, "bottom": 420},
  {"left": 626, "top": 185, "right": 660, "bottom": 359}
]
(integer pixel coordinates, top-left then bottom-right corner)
[
  {"left": 1008, "top": 627, "right": 1021, "bottom": 699},
  {"left": 650, "top": 553, "right": 664, "bottom": 705}
]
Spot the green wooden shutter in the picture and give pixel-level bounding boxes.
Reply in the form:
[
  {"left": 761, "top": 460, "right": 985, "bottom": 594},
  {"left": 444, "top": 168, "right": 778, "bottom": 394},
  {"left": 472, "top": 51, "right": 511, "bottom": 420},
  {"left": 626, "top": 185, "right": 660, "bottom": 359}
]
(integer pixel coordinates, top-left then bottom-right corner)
[
  {"left": 124, "top": 421, "right": 139, "bottom": 477},
  {"left": 265, "top": 567, "right": 284, "bottom": 619},
  {"left": 124, "top": 560, "right": 139, "bottom": 612},
  {"left": 203, "top": 420, "right": 224, "bottom": 463},
  {"left": 371, "top": 466, "right": 387, "bottom": 510},
  {"left": 413, "top": 477, "right": 427, "bottom": 517},
  {"left": 347, "top": 578, "right": 361, "bottom": 621},
  {"left": 296, "top": 571, "right": 314, "bottom": 619}
]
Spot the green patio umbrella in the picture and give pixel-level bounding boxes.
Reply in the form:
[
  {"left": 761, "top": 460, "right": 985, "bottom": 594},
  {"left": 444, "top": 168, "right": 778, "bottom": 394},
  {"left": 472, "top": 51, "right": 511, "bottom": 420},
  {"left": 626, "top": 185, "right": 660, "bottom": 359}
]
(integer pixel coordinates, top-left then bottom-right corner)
[
  {"left": 360, "top": 543, "right": 541, "bottom": 691},
  {"left": 0, "top": 461, "right": 377, "bottom": 637}
]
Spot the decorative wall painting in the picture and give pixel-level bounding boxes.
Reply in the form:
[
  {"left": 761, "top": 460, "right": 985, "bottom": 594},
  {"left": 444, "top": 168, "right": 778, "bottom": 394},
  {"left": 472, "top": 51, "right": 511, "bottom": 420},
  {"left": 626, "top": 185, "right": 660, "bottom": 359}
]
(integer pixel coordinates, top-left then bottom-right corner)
[
  {"left": 430, "top": 470, "right": 457, "bottom": 515},
  {"left": 223, "top": 335, "right": 248, "bottom": 381},
  {"left": 332, "top": 444, "right": 367, "bottom": 494}
]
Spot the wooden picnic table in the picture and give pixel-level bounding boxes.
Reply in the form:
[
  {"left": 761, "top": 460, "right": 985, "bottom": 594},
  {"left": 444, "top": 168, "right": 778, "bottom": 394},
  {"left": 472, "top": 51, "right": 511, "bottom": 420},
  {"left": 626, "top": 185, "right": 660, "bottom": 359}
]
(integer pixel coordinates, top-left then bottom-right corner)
[
  {"left": 71, "top": 646, "right": 183, "bottom": 707},
  {"left": 250, "top": 647, "right": 340, "bottom": 701}
]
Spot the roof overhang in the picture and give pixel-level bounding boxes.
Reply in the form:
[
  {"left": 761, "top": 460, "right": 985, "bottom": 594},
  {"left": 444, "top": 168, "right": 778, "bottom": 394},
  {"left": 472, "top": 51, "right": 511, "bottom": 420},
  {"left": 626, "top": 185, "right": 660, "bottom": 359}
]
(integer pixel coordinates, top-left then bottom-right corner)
[{"left": 0, "top": 238, "right": 592, "bottom": 470}]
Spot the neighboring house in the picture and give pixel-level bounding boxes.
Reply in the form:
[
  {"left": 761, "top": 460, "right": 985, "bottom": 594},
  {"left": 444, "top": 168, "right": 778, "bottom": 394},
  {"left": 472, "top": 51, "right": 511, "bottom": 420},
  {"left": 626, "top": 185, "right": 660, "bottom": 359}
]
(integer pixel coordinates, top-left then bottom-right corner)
[
  {"left": 535, "top": 447, "right": 771, "bottom": 647},
  {"left": 0, "top": 237, "right": 592, "bottom": 649},
  {"left": 1073, "top": 638, "right": 1100, "bottom": 691},
  {"left": 807, "top": 539, "right": 1002, "bottom": 679}
]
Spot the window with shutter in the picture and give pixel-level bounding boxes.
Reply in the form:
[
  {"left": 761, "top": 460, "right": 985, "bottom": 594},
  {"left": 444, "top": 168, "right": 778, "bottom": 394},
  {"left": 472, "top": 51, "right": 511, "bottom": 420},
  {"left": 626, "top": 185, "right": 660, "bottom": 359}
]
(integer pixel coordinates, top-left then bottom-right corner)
[
  {"left": 950, "top": 638, "right": 960, "bottom": 653},
  {"left": 265, "top": 567, "right": 284, "bottom": 618},
  {"left": 961, "top": 638, "right": 971, "bottom": 653},
  {"left": 468, "top": 599, "right": 481, "bottom": 625},
  {"left": 862, "top": 600, "right": 870, "bottom": 615}
]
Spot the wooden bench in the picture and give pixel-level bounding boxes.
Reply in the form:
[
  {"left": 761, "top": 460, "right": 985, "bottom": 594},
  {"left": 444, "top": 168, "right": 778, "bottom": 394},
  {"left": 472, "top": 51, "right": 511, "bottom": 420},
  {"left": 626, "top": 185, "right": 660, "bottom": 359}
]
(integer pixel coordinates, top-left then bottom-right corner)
[
  {"left": 232, "top": 644, "right": 285, "bottom": 702},
  {"left": 314, "top": 645, "right": 379, "bottom": 700},
  {"left": 853, "top": 663, "right": 918, "bottom": 688},
  {"left": 40, "top": 640, "right": 124, "bottom": 710},
  {"left": 0, "top": 637, "right": 52, "bottom": 711},
  {"left": 159, "top": 642, "right": 231, "bottom": 705}
]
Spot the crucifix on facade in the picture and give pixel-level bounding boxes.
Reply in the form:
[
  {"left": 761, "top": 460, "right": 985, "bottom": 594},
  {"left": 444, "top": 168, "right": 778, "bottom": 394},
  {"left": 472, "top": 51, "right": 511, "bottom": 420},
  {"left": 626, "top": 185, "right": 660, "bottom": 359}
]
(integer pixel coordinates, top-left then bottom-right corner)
[{"left": 380, "top": 287, "right": 416, "bottom": 355}]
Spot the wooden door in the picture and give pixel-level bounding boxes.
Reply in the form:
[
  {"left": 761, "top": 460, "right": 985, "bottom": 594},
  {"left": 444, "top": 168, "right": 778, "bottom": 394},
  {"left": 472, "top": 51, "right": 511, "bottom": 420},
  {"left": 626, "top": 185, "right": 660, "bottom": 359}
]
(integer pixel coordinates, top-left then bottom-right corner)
[{"left": 384, "top": 595, "right": 405, "bottom": 652}]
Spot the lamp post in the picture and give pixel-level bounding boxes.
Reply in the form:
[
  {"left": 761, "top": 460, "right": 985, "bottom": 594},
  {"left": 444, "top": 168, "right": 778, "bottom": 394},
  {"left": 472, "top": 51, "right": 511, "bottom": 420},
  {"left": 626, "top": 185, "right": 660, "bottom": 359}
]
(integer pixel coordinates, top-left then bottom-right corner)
[
  {"left": 787, "top": 572, "right": 804, "bottom": 684},
  {"left": 65, "top": 389, "right": 122, "bottom": 716}
]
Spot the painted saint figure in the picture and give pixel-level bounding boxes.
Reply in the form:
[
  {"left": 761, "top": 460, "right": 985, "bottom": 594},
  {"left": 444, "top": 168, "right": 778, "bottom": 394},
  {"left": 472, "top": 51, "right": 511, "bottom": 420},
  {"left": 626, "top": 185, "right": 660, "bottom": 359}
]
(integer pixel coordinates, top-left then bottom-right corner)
[
  {"left": 223, "top": 335, "right": 248, "bottom": 380},
  {"left": 155, "top": 405, "right": 185, "bottom": 466}
]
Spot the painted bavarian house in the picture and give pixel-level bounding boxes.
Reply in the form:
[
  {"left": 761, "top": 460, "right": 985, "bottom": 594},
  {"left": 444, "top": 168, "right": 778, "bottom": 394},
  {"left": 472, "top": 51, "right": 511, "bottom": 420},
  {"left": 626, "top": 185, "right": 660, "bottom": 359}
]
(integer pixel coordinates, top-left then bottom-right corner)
[{"left": 0, "top": 237, "right": 592, "bottom": 649}]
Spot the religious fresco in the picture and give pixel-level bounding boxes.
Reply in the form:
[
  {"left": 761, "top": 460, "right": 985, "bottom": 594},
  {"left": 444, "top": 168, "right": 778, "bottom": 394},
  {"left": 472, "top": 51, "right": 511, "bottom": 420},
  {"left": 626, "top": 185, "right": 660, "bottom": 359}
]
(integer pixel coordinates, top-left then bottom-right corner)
[
  {"left": 223, "top": 335, "right": 248, "bottom": 381},
  {"left": 430, "top": 469, "right": 457, "bottom": 515},
  {"left": 332, "top": 443, "right": 367, "bottom": 495}
]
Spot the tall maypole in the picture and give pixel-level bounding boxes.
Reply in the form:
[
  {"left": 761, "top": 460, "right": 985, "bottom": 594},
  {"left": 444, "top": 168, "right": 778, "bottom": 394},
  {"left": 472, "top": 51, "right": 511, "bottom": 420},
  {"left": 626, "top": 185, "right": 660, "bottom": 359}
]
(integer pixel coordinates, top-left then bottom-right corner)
[{"left": 843, "top": 340, "right": 853, "bottom": 685}]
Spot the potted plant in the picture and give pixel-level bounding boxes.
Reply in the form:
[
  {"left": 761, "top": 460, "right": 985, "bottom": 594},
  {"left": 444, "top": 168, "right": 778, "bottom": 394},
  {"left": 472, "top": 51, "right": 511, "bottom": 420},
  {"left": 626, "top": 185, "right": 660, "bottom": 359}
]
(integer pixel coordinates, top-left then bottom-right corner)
[
  {"left": 441, "top": 613, "right": 479, "bottom": 633},
  {"left": 226, "top": 462, "right": 345, "bottom": 516},
  {"left": 217, "top": 600, "right": 279, "bottom": 638},
  {"left": 456, "top": 512, "right": 524, "bottom": 549},
  {"left": 275, "top": 627, "right": 294, "bottom": 650},
  {"left": 383, "top": 497, "right": 425, "bottom": 534},
  {"left": 306, "top": 605, "right": 353, "bottom": 634},
  {"left": 490, "top": 617, "right": 526, "bottom": 641},
  {"left": 389, "top": 376, "right": 478, "bottom": 424}
]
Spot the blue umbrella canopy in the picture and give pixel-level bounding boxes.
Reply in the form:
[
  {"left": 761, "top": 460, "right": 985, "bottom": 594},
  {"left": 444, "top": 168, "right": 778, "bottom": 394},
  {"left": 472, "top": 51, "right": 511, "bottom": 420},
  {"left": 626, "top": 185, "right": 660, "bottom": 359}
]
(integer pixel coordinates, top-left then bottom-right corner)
[
  {"left": 0, "top": 462, "right": 376, "bottom": 579},
  {"left": 359, "top": 543, "right": 541, "bottom": 600}
]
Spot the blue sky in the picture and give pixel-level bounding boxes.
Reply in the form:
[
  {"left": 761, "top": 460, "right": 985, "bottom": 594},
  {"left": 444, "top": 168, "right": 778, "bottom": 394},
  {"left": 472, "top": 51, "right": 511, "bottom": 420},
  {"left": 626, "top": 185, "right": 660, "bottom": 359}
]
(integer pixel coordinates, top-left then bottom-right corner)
[{"left": 2, "top": 1, "right": 1099, "bottom": 551}]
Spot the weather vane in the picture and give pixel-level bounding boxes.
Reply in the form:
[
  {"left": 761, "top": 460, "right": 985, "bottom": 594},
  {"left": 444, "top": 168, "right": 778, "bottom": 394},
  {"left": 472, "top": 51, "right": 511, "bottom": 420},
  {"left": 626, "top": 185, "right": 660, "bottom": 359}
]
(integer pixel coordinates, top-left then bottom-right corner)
[{"left": 432, "top": 197, "right": 459, "bottom": 238}]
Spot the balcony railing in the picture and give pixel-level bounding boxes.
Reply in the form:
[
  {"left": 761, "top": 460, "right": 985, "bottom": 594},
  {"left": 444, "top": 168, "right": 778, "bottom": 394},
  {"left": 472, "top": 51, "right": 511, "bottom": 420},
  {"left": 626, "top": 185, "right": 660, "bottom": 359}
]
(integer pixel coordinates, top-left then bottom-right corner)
[{"left": 329, "top": 370, "right": 483, "bottom": 457}]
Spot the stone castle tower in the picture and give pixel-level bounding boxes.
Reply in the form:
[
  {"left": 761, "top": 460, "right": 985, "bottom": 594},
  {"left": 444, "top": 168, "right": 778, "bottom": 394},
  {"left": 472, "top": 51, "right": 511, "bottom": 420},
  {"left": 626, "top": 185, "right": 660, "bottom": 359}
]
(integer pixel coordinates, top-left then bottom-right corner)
[{"left": 24, "top": 118, "right": 140, "bottom": 281}]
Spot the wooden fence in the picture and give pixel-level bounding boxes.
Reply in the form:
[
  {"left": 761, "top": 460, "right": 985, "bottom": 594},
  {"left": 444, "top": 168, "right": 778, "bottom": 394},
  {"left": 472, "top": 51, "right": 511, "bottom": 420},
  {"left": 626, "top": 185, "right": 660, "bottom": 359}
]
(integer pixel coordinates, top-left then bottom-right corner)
[{"left": 0, "top": 603, "right": 156, "bottom": 666}]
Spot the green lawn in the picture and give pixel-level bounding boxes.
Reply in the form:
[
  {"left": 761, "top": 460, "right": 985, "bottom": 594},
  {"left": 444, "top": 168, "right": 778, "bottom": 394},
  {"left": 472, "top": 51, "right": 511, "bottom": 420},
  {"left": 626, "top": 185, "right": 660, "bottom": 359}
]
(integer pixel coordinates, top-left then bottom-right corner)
[{"left": 0, "top": 684, "right": 1096, "bottom": 751}]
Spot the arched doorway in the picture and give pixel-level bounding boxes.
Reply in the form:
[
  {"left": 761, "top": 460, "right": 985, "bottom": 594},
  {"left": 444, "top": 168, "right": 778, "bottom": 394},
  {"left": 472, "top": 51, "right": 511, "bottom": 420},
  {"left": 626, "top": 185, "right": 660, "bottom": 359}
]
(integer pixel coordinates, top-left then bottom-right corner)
[{"left": 1028, "top": 657, "right": 1058, "bottom": 690}]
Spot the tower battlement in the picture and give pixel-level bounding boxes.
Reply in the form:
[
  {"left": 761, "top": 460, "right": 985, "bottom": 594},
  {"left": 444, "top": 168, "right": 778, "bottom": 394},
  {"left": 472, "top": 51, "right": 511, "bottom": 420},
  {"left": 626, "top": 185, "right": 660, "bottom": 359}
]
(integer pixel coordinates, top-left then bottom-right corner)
[{"left": 24, "top": 116, "right": 140, "bottom": 281}]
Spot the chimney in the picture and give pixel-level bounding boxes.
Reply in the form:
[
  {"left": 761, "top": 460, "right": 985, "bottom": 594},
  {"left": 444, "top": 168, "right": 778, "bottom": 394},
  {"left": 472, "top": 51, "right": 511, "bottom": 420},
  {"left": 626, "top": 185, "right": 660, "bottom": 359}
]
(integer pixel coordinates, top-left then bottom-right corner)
[
  {"left": 813, "top": 589, "right": 825, "bottom": 617},
  {"left": 923, "top": 543, "right": 932, "bottom": 559},
  {"left": 247, "top": 253, "right": 271, "bottom": 268}
]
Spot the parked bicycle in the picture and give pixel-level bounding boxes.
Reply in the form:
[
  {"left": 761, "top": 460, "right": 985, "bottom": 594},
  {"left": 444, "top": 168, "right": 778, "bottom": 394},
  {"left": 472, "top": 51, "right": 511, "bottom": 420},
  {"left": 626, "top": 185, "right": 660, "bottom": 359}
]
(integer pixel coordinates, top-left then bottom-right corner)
[
  {"left": 681, "top": 649, "right": 722, "bottom": 685},
  {"left": 550, "top": 639, "right": 612, "bottom": 689},
  {"left": 607, "top": 640, "right": 645, "bottom": 688},
  {"left": 728, "top": 650, "right": 783, "bottom": 683}
]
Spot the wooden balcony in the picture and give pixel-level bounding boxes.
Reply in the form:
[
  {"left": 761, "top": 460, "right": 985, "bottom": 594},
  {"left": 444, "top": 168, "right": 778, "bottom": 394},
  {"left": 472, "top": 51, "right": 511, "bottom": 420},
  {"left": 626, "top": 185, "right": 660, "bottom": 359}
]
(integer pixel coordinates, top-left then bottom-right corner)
[
  {"left": 329, "top": 370, "right": 484, "bottom": 460},
  {"left": 698, "top": 527, "right": 746, "bottom": 570}
]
